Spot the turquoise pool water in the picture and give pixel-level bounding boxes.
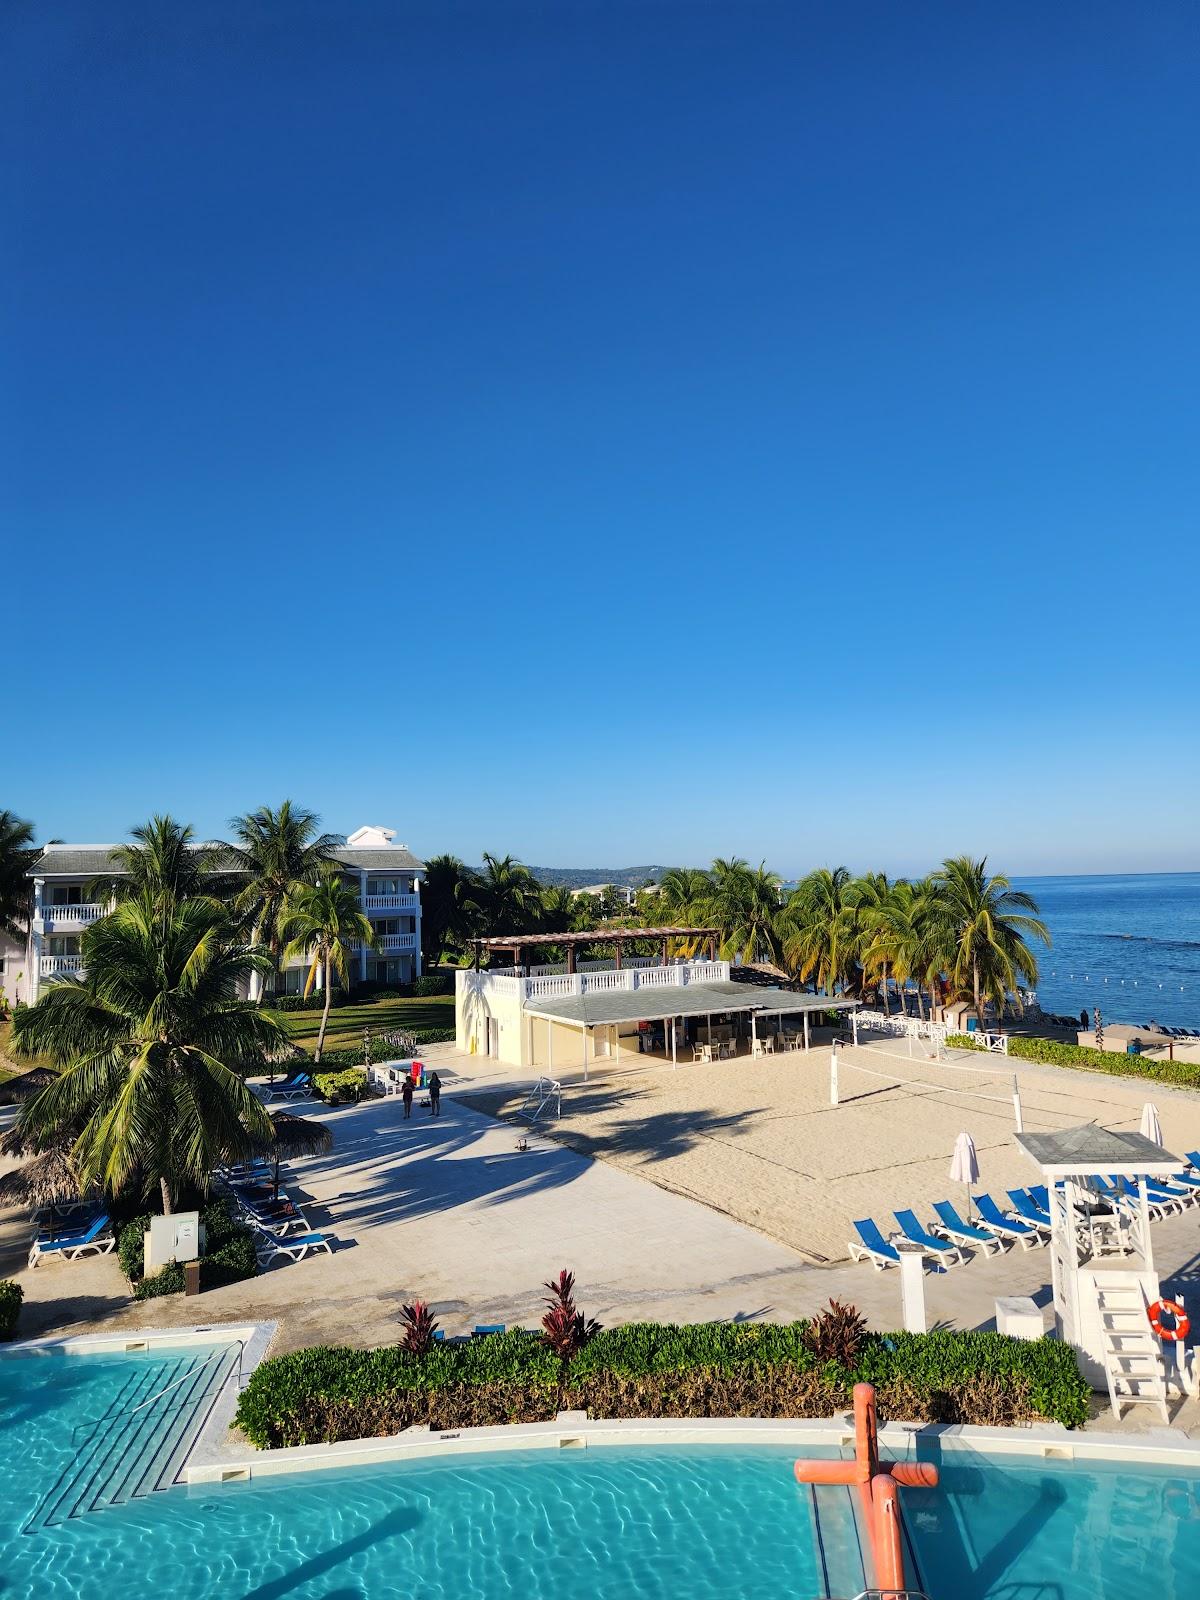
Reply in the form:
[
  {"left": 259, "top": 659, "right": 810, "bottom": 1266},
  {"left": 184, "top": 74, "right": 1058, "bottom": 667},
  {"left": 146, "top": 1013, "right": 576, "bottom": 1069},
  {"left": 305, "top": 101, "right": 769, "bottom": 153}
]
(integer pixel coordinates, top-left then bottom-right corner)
[{"left": 3, "top": 1348, "right": 1200, "bottom": 1598}]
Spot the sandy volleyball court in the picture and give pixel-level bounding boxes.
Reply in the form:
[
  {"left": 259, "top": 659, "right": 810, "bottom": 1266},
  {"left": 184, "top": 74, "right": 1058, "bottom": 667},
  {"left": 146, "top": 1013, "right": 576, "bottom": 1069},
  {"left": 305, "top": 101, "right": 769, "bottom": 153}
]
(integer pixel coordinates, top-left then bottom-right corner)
[{"left": 452, "top": 1038, "right": 1200, "bottom": 1263}]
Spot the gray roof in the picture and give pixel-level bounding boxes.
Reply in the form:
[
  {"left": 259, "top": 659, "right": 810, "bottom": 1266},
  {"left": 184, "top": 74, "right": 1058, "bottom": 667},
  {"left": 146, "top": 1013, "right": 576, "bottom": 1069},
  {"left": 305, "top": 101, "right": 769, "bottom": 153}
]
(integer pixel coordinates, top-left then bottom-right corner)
[
  {"left": 524, "top": 982, "right": 858, "bottom": 1027},
  {"left": 30, "top": 843, "right": 424, "bottom": 878},
  {"left": 1015, "top": 1124, "right": 1180, "bottom": 1175}
]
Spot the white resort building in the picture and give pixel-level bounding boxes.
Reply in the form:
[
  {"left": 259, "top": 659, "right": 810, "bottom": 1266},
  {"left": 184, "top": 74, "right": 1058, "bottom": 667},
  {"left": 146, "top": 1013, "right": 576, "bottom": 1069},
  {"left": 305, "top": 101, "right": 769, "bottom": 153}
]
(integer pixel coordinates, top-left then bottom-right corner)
[
  {"left": 455, "top": 928, "right": 859, "bottom": 1071},
  {"left": 4, "top": 824, "right": 424, "bottom": 1007}
]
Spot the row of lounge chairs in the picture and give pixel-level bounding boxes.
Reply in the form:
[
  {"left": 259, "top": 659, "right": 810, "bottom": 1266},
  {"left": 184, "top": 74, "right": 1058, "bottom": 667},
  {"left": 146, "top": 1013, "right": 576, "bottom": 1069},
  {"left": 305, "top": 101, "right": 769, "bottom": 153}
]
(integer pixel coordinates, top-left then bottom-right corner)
[
  {"left": 850, "top": 1157, "right": 1200, "bottom": 1271},
  {"left": 216, "top": 1157, "right": 335, "bottom": 1265}
]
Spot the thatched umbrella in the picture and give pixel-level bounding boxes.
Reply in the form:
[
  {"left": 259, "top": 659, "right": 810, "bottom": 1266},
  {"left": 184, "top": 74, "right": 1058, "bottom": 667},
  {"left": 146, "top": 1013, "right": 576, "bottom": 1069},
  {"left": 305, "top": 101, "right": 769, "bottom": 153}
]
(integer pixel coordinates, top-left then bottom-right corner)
[
  {"left": 0, "top": 1146, "right": 87, "bottom": 1237},
  {"left": 253, "top": 1111, "right": 333, "bottom": 1199},
  {"left": 0, "top": 1067, "right": 59, "bottom": 1106}
]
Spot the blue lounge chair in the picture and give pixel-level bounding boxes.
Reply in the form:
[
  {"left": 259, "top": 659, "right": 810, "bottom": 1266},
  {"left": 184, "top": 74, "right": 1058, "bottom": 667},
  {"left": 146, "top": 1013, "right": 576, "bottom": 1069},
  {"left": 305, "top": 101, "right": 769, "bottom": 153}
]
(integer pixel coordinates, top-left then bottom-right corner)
[
  {"left": 270, "top": 1073, "right": 313, "bottom": 1103},
  {"left": 1007, "top": 1189, "right": 1053, "bottom": 1231},
  {"left": 28, "top": 1213, "right": 115, "bottom": 1269},
  {"left": 931, "top": 1200, "right": 1006, "bottom": 1256},
  {"left": 973, "top": 1194, "right": 1042, "bottom": 1250},
  {"left": 252, "top": 1225, "right": 333, "bottom": 1264},
  {"left": 472, "top": 1324, "right": 506, "bottom": 1338},
  {"left": 848, "top": 1218, "right": 901, "bottom": 1270},
  {"left": 238, "top": 1194, "right": 309, "bottom": 1236},
  {"left": 1140, "top": 1175, "right": 1194, "bottom": 1207},
  {"left": 1113, "top": 1177, "right": 1183, "bottom": 1220},
  {"left": 893, "top": 1209, "right": 963, "bottom": 1267}
]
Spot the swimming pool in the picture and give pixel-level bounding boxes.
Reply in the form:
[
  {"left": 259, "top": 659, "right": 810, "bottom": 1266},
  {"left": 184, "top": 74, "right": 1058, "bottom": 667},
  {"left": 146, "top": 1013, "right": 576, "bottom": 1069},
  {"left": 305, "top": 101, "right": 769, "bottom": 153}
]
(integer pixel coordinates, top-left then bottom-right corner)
[{"left": 3, "top": 1346, "right": 1200, "bottom": 1598}]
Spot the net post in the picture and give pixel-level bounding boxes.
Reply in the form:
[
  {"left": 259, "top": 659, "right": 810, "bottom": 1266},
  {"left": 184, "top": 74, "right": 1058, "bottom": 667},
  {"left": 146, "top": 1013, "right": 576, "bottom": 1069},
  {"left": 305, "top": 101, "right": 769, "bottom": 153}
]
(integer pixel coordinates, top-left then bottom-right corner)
[
  {"left": 830, "top": 1044, "right": 839, "bottom": 1106},
  {"left": 1012, "top": 1075, "right": 1024, "bottom": 1132}
]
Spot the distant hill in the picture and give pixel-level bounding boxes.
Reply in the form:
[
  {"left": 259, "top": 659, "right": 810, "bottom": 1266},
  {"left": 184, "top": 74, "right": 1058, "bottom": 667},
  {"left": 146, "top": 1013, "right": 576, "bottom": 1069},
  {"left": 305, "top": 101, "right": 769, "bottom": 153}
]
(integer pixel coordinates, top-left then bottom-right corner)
[{"left": 526, "top": 865, "right": 670, "bottom": 891}]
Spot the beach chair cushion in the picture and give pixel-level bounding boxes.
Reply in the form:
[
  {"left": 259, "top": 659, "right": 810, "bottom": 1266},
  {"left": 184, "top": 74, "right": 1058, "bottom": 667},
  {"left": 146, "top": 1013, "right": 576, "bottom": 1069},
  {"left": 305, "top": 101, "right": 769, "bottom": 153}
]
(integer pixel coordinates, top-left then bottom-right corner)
[
  {"left": 932, "top": 1200, "right": 1000, "bottom": 1246},
  {"left": 974, "top": 1194, "right": 1037, "bottom": 1237},
  {"left": 893, "top": 1209, "right": 958, "bottom": 1256},
  {"left": 1006, "top": 1190, "right": 1053, "bottom": 1229},
  {"left": 850, "top": 1219, "right": 900, "bottom": 1265}
]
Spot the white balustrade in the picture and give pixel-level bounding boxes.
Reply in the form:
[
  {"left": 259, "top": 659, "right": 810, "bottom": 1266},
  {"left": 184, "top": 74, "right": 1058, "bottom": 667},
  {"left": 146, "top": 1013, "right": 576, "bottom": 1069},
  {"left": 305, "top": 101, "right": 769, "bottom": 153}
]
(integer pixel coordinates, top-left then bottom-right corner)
[
  {"left": 363, "top": 894, "right": 419, "bottom": 912},
  {"left": 40, "top": 955, "right": 84, "bottom": 976},
  {"left": 633, "top": 966, "right": 678, "bottom": 988},
  {"left": 464, "top": 959, "right": 733, "bottom": 1005},
  {"left": 375, "top": 933, "right": 417, "bottom": 952},
  {"left": 682, "top": 960, "right": 726, "bottom": 984},
  {"left": 41, "top": 902, "right": 106, "bottom": 927}
]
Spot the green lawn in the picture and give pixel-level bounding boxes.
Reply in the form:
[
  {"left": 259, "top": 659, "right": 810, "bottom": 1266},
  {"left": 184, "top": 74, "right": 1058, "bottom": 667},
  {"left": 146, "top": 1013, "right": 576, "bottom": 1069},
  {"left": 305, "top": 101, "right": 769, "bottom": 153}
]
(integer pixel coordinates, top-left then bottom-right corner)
[{"left": 268, "top": 994, "right": 455, "bottom": 1057}]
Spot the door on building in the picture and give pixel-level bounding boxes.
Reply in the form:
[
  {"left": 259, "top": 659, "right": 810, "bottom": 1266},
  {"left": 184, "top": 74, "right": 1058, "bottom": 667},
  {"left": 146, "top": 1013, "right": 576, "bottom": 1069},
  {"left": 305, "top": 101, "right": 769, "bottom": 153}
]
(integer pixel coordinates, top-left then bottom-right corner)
[{"left": 487, "top": 1017, "right": 499, "bottom": 1058}]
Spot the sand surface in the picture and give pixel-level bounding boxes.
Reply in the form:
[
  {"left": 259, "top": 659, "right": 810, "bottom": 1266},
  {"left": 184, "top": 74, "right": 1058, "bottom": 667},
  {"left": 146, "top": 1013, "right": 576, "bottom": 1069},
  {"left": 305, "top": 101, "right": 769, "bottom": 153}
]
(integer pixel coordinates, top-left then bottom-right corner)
[{"left": 454, "top": 1037, "right": 1200, "bottom": 1263}]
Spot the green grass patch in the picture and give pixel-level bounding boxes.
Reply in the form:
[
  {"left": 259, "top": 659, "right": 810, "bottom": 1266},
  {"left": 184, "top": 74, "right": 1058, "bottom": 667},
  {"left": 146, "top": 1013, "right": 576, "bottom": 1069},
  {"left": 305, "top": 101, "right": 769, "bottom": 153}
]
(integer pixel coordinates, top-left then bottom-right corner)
[{"left": 268, "top": 995, "right": 455, "bottom": 1057}]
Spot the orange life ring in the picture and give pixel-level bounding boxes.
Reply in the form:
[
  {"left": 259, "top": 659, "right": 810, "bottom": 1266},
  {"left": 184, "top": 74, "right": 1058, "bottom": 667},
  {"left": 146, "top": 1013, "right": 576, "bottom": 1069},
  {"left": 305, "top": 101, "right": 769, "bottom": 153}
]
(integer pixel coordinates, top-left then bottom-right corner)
[{"left": 1148, "top": 1299, "right": 1191, "bottom": 1342}]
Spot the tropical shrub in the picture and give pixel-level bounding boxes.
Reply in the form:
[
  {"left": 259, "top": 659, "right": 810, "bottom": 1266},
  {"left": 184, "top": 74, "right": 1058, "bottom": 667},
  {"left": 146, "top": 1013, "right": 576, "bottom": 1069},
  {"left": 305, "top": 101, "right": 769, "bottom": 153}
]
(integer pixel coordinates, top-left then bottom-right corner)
[
  {"left": 399, "top": 1300, "right": 439, "bottom": 1356},
  {"left": 541, "top": 1270, "right": 601, "bottom": 1360},
  {"left": 412, "top": 974, "right": 453, "bottom": 996},
  {"left": 313, "top": 1068, "right": 367, "bottom": 1103},
  {"left": 236, "top": 1319, "right": 1090, "bottom": 1447},
  {"left": 803, "top": 1299, "right": 867, "bottom": 1366},
  {"left": 948, "top": 1033, "right": 1200, "bottom": 1088},
  {"left": 0, "top": 1279, "right": 23, "bottom": 1340}
]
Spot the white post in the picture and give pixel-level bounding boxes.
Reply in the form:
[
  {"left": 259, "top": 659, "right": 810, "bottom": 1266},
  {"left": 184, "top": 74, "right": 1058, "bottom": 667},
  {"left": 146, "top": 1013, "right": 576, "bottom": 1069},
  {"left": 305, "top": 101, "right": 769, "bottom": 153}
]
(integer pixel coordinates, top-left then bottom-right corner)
[
  {"left": 359, "top": 870, "right": 369, "bottom": 984},
  {"left": 899, "top": 1246, "right": 927, "bottom": 1333},
  {"left": 412, "top": 872, "right": 423, "bottom": 978},
  {"left": 671, "top": 1017, "right": 677, "bottom": 1068},
  {"left": 803, "top": 1010, "right": 810, "bottom": 1051},
  {"left": 751, "top": 1012, "right": 758, "bottom": 1057},
  {"left": 582, "top": 1021, "right": 589, "bottom": 1083},
  {"left": 830, "top": 1046, "right": 839, "bottom": 1105},
  {"left": 1012, "top": 1076, "right": 1024, "bottom": 1132},
  {"left": 547, "top": 1020, "right": 554, "bottom": 1075},
  {"left": 851, "top": 1007, "right": 858, "bottom": 1047}
]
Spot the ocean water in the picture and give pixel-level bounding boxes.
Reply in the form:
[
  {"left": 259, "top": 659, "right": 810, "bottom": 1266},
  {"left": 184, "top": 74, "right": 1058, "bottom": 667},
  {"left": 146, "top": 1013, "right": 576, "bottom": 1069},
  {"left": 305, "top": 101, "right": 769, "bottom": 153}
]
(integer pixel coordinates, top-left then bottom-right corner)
[{"left": 1014, "top": 873, "right": 1200, "bottom": 1031}]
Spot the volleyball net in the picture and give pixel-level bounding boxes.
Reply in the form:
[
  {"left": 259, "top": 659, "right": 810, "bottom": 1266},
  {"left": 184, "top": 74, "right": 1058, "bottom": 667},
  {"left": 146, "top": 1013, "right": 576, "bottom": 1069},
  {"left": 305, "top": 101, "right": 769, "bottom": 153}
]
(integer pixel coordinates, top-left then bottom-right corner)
[{"left": 829, "top": 1041, "right": 1026, "bottom": 1130}]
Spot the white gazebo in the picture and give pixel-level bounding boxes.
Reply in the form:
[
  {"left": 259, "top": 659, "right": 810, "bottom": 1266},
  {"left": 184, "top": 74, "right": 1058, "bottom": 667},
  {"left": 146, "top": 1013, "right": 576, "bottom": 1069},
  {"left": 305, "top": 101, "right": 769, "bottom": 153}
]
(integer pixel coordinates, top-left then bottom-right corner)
[{"left": 1015, "top": 1123, "right": 1182, "bottom": 1416}]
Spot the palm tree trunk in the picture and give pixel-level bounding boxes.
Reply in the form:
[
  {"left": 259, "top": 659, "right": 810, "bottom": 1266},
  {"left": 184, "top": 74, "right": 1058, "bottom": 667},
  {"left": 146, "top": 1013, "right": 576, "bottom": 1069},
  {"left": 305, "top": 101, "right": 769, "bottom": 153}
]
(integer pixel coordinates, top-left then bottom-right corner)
[
  {"left": 160, "top": 1175, "right": 172, "bottom": 1216},
  {"left": 315, "top": 949, "right": 333, "bottom": 1063},
  {"left": 973, "top": 959, "right": 986, "bottom": 1034},
  {"left": 915, "top": 982, "right": 926, "bottom": 1021}
]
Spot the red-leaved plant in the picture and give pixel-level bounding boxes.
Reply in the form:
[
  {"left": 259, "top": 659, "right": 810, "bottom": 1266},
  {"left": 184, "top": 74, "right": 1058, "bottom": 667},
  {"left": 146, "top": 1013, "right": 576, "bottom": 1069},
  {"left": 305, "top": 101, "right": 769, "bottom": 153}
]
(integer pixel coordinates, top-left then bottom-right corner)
[
  {"left": 399, "top": 1299, "right": 439, "bottom": 1356},
  {"left": 541, "top": 1269, "right": 602, "bottom": 1360}
]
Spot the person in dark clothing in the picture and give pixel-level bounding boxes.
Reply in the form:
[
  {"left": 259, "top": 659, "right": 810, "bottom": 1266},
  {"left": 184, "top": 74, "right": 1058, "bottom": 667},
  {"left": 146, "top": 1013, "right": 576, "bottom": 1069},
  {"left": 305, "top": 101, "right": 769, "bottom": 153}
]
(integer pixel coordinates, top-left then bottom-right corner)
[
  {"left": 401, "top": 1074, "right": 415, "bottom": 1119},
  {"left": 427, "top": 1072, "right": 442, "bottom": 1117}
]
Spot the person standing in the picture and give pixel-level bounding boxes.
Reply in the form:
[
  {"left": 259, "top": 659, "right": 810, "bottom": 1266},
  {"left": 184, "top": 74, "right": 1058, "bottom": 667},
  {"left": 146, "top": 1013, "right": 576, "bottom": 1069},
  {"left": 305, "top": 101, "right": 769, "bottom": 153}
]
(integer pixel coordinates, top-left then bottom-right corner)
[
  {"left": 401, "top": 1073, "right": 415, "bottom": 1119},
  {"left": 427, "top": 1072, "right": 442, "bottom": 1117}
]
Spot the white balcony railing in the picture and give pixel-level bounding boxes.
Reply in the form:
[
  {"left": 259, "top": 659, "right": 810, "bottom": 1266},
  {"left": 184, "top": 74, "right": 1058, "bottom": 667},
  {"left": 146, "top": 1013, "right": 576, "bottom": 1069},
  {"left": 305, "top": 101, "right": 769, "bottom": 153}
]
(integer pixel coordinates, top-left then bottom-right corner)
[
  {"left": 40, "top": 955, "right": 84, "bottom": 977},
  {"left": 465, "top": 959, "right": 731, "bottom": 1005},
  {"left": 375, "top": 932, "right": 417, "bottom": 953},
  {"left": 39, "top": 902, "right": 107, "bottom": 928},
  {"left": 363, "top": 894, "right": 419, "bottom": 913}
]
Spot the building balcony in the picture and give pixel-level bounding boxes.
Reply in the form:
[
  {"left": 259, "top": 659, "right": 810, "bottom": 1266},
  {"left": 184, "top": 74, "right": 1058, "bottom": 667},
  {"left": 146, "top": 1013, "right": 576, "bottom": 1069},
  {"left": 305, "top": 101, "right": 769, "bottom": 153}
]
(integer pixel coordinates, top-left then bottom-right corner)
[
  {"left": 463, "top": 958, "right": 732, "bottom": 1003},
  {"left": 374, "top": 932, "right": 417, "bottom": 953},
  {"left": 38, "top": 903, "right": 108, "bottom": 930},
  {"left": 362, "top": 894, "right": 419, "bottom": 913},
  {"left": 40, "top": 955, "right": 85, "bottom": 977}
]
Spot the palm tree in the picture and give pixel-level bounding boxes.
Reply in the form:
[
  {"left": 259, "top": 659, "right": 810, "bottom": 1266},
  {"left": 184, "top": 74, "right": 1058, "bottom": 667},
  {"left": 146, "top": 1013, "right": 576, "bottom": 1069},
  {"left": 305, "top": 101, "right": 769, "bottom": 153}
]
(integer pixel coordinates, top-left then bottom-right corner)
[
  {"left": 780, "top": 867, "right": 859, "bottom": 994},
  {"left": 90, "top": 815, "right": 217, "bottom": 914},
  {"left": 226, "top": 802, "right": 340, "bottom": 995},
  {"left": 279, "top": 870, "right": 377, "bottom": 1062},
  {"left": 420, "top": 854, "right": 476, "bottom": 968},
  {"left": 11, "top": 896, "right": 282, "bottom": 1214},
  {"left": 657, "top": 866, "right": 713, "bottom": 920},
  {"left": 472, "top": 853, "right": 542, "bottom": 935},
  {"left": 537, "top": 884, "right": 577, "bottom": 936},
  {"left": 0, "top": 810, "right": 37, "bottom": 942},
  {"left": 708, "top": 858, "right": 784, "bottom": 966},
  {"left": 863, "top": 878, "right": 937, "bottom": 1018},
  {"left": 847, "top": 872, "right": 894, "bottom": 1009},
  {"left": 930, "top": 856, "right": 1050, "bottom": 1031}
]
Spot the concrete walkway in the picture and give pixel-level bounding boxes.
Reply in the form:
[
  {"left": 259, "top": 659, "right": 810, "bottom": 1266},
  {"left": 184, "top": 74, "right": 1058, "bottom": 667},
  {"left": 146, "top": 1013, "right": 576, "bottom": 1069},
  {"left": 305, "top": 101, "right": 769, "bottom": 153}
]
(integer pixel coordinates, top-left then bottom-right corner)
[{"left": 5, "top": 1083, "right": 1200, "bottom": 1389}]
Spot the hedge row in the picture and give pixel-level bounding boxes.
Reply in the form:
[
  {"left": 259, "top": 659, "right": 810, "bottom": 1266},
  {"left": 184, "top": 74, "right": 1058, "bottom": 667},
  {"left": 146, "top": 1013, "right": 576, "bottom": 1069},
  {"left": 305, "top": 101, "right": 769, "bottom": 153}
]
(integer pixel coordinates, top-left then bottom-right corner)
[
  {"left": 0, "top": 1279, "right": 23, "bottom": 1340},
  {"left": 948, "top": 1033, "right": 1200, "bottom": 1088},
  {"left": 117, "top": 1197, "right": 259, "bottom": 1300},
  {"left": 235, "top": 1322, "right": 1091, "bottom": 1447}
]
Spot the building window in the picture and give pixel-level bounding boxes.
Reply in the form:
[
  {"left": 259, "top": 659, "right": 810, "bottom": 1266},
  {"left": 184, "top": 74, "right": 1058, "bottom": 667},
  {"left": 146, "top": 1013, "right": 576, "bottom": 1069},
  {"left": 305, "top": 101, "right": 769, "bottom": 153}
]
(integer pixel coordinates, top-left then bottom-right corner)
[
  {"left": 48, "top": 937, "right": 81, "bottom": 958},
  {"left": 50, "top": 886, "right": 84, "bottom": 906}
]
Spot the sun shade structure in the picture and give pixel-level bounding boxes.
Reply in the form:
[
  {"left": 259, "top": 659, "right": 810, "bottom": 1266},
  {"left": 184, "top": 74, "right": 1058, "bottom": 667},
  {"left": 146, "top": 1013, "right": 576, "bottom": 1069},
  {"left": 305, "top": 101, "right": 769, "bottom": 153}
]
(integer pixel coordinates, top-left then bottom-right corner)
[
  {"left": 524, "top": 982, "right": 857, "bottom": 1028},
  {"left": 0, "top": 1067, "right": 59, "bottom": 1105},
  {"left": 0, "top": 1146, "right": 86, "bottom": 1217},
  {"left": 251, "top": 1110, "right": 334, "bottom": 1198},
  {"left": 1015, "top": 1124, "right": 1180, "bottom": 1177}
]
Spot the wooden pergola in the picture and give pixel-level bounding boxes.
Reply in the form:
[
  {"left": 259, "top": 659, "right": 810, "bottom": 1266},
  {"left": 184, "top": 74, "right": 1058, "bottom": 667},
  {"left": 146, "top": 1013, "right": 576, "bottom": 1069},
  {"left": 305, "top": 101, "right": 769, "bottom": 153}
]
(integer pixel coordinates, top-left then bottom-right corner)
[{"left": 474, "top": 926, "right": 721, "bottom": 975}]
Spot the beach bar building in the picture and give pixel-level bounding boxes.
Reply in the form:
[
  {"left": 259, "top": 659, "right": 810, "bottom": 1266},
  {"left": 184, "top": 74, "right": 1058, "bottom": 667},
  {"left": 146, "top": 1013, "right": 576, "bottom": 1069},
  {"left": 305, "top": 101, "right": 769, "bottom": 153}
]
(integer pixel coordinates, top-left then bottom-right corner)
[{"left": 455, "top": 929, "right": 861, "bottom": 1070}]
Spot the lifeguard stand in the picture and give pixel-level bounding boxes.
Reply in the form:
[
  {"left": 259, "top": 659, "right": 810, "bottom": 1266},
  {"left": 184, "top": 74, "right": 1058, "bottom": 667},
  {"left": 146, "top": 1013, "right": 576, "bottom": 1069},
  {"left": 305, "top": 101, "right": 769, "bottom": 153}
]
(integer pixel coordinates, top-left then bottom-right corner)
[{"left": 1015, "top": 1124, "right": 1182, "bottom": 1419}]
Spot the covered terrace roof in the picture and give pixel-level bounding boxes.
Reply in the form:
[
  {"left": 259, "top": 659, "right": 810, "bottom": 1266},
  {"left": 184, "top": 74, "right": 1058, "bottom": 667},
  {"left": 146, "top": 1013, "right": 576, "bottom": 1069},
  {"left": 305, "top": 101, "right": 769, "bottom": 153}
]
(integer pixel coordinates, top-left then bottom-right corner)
[{"left": 524, "top": 982, "right": 859, "bottom": 1028}]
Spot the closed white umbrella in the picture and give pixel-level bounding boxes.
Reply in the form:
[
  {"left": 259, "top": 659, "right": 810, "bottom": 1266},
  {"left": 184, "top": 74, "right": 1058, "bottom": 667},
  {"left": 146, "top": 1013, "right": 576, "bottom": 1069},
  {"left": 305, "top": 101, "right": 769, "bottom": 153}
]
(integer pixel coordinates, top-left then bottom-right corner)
[
  {"left": 950, "top": 1131, "right": 980, "bottom": 1218},
  {"left": 1139, "top": 1103, "right": 1163, "bottom": 1146}
]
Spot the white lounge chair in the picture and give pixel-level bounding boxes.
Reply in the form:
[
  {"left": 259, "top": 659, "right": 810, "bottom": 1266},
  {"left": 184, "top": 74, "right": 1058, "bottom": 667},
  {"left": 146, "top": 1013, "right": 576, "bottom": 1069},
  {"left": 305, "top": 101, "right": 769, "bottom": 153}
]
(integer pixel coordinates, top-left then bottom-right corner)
[
  {"left": 254, "top": 1227, "right": 334, "bottom": 1264},
  {"left": 29, "top": 1213, "right": 115, "bottom": 1268}
]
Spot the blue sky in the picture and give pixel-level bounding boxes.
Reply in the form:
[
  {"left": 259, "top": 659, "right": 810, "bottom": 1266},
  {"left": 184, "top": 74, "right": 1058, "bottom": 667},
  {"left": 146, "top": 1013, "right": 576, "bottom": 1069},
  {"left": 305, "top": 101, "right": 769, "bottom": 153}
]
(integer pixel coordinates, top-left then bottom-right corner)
[{"left": 5, "top": 1, "right": 1198, "bottom": 877}]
